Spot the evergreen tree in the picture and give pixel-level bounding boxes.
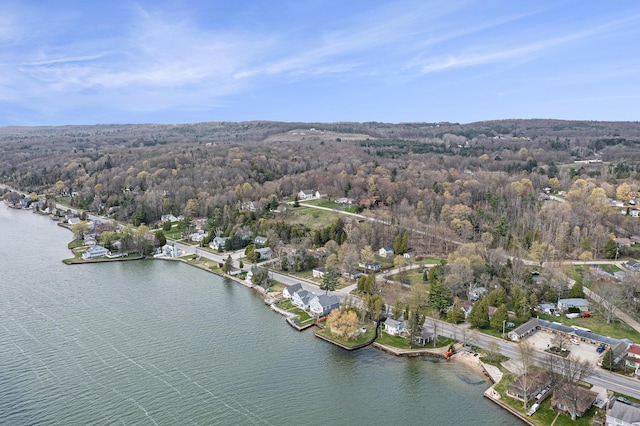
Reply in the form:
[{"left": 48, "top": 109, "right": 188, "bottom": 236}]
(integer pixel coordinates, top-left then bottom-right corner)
[
  {"left": 568, "top": 281, "right": 584, "bottom": 298},
  {"left": 604, "top": 238, "right": 618, "bottom": 259},
  {"left": 407, "top": 310, "right": 424, "bottom": 348},
  {"left": 222, "top": 255, "right": 234, "bottom": 273},
  {"left": 447, "top": 298, "right": 466, "bottom": 324},
  {"left": 320, "top": 267, "right": 339, "bottom": 294},
  {"left": 490, "top": 304, "right": 508, "bottom": 332},
  {"left": 468, "top": 297, "right": 489, "bottom": 329},
  {"left": 600, "top": 348, "right": 617, "bottom": 371},
  {"left": 428, "top": 277, "right": 452, "bottom": 313}
]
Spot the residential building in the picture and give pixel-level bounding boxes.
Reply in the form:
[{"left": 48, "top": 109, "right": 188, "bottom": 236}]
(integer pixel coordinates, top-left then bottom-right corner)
[
  {"left": 282, "top": 283, "right": 303, "bottom": 299},
  {"left": 254, "top": 236, "right": 268, "bottom": 246},
  {"left": 309, "top": 295, "right": 340, "bottom": 317},
  {"left": 255, "top": 247, "right": 272, "bottom": 260},
  {"left": 557, "top": 298, "right": 590, "bottom": 312},
  {"left": 506, "top": 370, "right": 551, "bottom": 403},
  {"left": 298, "top": 190, "right": 315, "bottom": 200},
  {"left": 359, "top": 261, "right": 381, "bottom": 271},
  {"left": 312, "top": 267, "right": 326, "bottom": 278},
  {"left": 551, "top": 385, "right": 597, "bottom": 418},
  {"left": 625, "top": 344, "right": 640, "bottom": 376},
  {"left": 209, "top": 236, "right": 227, "bottom": 251},
  {"left": 383, "top": 318, "right": 405, "bottom": 336},
  {"left": 379, "top": 246, "right": 394, "bottom": 258},
  {"left": 82, "top": 245, "right": 110, "bottom": 260},
  {"left": 292, "top": 289, "right": 314, "bottom": 309},
  {"left": 606, "top": 398, "right": 640, "bottom": 426}
]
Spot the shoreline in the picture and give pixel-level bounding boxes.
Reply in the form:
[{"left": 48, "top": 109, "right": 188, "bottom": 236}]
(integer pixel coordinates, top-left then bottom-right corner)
[{"left": 8, "top": 202, "right": 518, "bottom": 424}]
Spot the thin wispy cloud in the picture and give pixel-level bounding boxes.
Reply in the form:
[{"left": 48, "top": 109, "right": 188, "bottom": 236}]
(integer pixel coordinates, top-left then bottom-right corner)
[{"left": 1, "top": 1, "right": 639, "bottom": 125}]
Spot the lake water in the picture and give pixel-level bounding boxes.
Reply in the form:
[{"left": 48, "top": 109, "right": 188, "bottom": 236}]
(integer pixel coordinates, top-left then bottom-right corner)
[{"left": 0, "top": 203, "right": 521, "bottom": 425}]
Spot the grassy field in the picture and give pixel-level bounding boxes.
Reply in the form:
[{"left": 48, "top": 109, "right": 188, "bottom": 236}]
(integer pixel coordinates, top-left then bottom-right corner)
[
  {"left": 536, "top": 312, "right": 640, "bottom": 341},
  {"left": 284, "top": 205, "right": 343, "bottom": 230}
]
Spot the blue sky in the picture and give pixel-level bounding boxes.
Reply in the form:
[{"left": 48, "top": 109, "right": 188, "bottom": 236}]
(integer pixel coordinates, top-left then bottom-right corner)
[{"left": 1, "top": 0, "right": 639, "bottom": 126}]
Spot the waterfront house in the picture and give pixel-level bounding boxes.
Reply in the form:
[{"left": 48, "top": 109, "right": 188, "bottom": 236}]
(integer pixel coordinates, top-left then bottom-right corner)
[
  {"left": 606, "top": 398, "right": 640, "bottom": 426},
  {"left": 82, "top": 245, "right": 110, "bottom": 260},
  {"left": 506, "top": 370, "right": 551, "bottom": 403},
  {"left": 209, "top": 236, "right": 227, "bottom": 251},
  {"left": 557, "top": 298, "right": 590, "bottom": 312},
  {"left": 414, "top": 330, "right": 434, "bottom": 346},
  {"left": 292, "top": 289, "right": 314, "bottom": 309},
  {"left": 379, "top": 246, "right": 394, "bottom": 258},
  {"left": 551, "top": 384, "right": 597, "bottom": 418},
  {"left": 309, "top": 295, "right": 340, "bottom": 317},
  {"left": 282, "top": 283, "right": 303, "bottom": 299},
  {"left": 383, "top": 318, "right": 405, "bottom": 336},
  {"left": 625, "top": 344, "right": 640, "bottom": 376}
]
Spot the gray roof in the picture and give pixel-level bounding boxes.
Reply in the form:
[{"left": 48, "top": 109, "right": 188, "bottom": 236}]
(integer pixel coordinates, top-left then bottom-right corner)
[
  {"left": 384, "top": 318, "right": 405, "bottom": 328},
  {"left": 314, "top": 294, "right": 340, "bottom": 309},
  {"left": 558, "top": 298, "right": 590, "bottom": 307},
  {"left": 607, "top": 399, "right": 640, "bottom": 424},
  {"left": 511, "top": 318, "right": 622, "bottom": 346},
  {"left": 285, "top": 283, "right": 302, "bottom": 295}
]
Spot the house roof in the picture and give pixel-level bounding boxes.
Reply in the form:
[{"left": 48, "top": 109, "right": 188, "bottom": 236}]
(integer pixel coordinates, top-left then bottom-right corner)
[
  {"left": 607, "top": 399, "right": 640, "bottom": 424},
  {"left": 313, "top": 294, "right": 340, "bottom": 308},
  {"left": 285, "top": 283, "right": 302, "bottom": 295},
  {"left": 381, "top": 246, "right": 393, "bottom": 251},
  {"left": 552, "top": 385, "right": 597, "bottom": 415},
  {"left": 558, "top": 298, "right": 589, "bottom": 306},
  {"left": 628, "top": 344, "right": 640, "bottom": 356},
  {"left": 507, "top": 370, "right": 550, "bottom": 397},
  {"left": 384, "top": 318, "right": 405, "bottom": 329}
]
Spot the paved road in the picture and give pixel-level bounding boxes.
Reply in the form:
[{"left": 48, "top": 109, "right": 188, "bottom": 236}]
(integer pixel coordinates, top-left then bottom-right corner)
[{"left": 431, "top": 318, "right": 640, "bottom": 400}]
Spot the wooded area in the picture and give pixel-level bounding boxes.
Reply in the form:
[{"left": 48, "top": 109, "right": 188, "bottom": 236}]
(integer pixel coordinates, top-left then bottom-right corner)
[{"left": 2, "top": 118, "right": 640, "bottom": 316}]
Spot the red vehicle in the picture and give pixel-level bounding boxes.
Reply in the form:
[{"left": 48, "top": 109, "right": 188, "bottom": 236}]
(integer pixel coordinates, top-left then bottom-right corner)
[{"left": 579, "top": 312, "right": 592, "bottom": 318}]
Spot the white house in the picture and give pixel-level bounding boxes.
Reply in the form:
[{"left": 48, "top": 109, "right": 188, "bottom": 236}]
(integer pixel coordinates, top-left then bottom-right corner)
[
  {"left": 298, "top": 190, "right": 315, "bottom": 200},
  {"left": 292, "top": 289, "right": 314, "bottom": 309},
  {"left": 283, "top": 283, "right": 303, "bottom": 299},
  {"left": 379, "top": 246, "right": 394, "bottom": 258},
  {"left": 161, "top": 214, "right": 178, "bottom": 223},
  {"left": 557, "top": 298, "right": 590, "bottom": 312},
  {"left": 625, "top": 344, "right": 640, "bottom": 376},
  {"left": 383, "top": 318, "right": 405, "bottom": 336},
  {"left": 82, "top": 245, "right": 110, "bottom": 259},
  {"left": 312, "top": 267, "right": 326, "bottom": 278},
  {"left": 309, "top": 295, "right": 340, "bottom": 317},
  {"left": 209, "top": 236, "right": 227, "bottom": 251},
  {"left": 314, "top": 191, "right": 327, "bottom": 199},
  {"left": 359, "top": 261, "right": 381, "bottom": 271}
]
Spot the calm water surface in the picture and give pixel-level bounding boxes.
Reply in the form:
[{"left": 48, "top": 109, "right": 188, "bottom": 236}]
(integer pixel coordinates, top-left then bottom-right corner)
[{"left": 0, "top": 204, "right": 521, "bottom": 425}]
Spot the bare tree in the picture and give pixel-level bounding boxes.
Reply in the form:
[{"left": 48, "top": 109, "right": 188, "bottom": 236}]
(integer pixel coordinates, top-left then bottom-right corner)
[
  {"left": 591, "top": 279, "right": 622, "bottom": 324},
  {"left": 547, "top": 355, "right": 592, "bottom": 421},
  {"left": 517, "top": 341, "right": 535, "bottom": 409}
]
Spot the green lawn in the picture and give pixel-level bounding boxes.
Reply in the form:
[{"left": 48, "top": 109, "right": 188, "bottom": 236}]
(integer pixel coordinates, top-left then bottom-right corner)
[
  {"left": 536, "top": 313, "right": 640, "bottom": 341},
  {"left": 376, "top": 332, "right": 411, "bottom": 349},
  {"left": 284, "top": 205, "right": 342, "bottom": 230}
]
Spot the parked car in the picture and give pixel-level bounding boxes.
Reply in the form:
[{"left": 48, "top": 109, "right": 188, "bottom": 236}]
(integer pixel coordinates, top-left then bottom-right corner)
[
  {"left": 527, "top": 403, "right": 541, "bottom": 416},
  {"left": 566, "top": 313, "right": 579, "bottom": 319},
  {"left": 596, "top": 344, "right": 606, "bottom": 353},
  {"left": 579, "top": 312, "right": 592, "bottom": 318},
  {"left": 570, "top": 339, "right": 580, "bottom": 345}
]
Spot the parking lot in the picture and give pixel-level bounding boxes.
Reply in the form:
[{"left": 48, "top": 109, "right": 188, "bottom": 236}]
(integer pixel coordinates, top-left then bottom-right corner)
[{"left": 522, "top": 329, "right": 604, "bottom": 364}]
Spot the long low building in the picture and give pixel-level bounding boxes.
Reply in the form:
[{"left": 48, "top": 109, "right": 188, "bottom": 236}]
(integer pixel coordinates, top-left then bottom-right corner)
[{"left": 508, "top": 318, "right": 623, "bottom": 350}]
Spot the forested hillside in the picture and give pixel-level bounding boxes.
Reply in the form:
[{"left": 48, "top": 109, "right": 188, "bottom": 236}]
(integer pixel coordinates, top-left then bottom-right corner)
[{"left": 3, "top": 119, "right": 640, "bottom": 260}]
